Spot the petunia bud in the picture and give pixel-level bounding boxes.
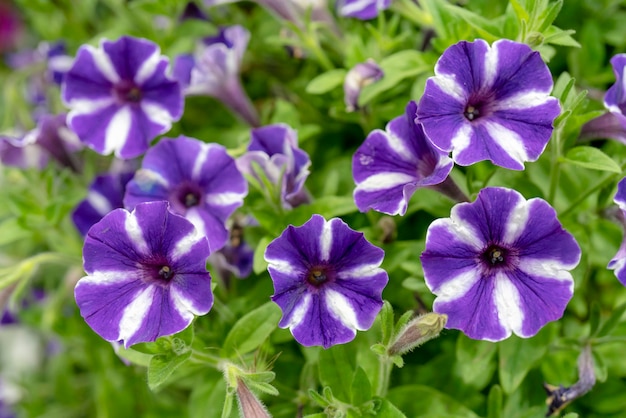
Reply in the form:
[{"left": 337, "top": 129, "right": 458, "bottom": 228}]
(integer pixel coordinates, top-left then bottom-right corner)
[
  {"left": 388, "top": 312, "right": 447, "bottom": 356},
  {"left": 236, "top": 378, "right": 272, "bottom": 418},
  {"left": 344, "top": 59, "right": 383, "bottom": 112}
]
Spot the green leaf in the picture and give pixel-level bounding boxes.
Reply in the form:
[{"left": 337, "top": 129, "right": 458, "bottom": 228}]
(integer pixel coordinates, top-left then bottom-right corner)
[
  {"left": 0, "top": 218, "right": 31, "bottom": 246},
  {"left": 306, "top": 69, "right": 347, "bottom": 95},
  {"left": 560, "top": 146, "right": 622, "bottom": 173},
  {"left": 115, "top": 347, "right": 153, "bottom": 367},
  {"left": 374, "top": 398, "right": 407, "bottom": 418},
  {"left": 221, "top": 302, "right": 282, "bottom": 357},
  {"left": 592, "top": 349, "right": 607, "bottom": 383},
  {"left": 498, "top": 325, "right": 555, "bottom": 394},
  {"left": 597, "top": 302, "right": 626, "bottom": 337},
  {"left": 189, "top": 378, "right": 227, "bottom": 418},
  {"left": 253, "top": 236, "right": 272, "bottom": 275},
  {"left": 283, "top": 195, "right": 357, "bottom": 227},
  {"left": 319, "top": 343, "right": 356, "bottom": 402},
  {"left": 351, "top": 367, "right": 372, "bottom": 407},
  {"left": 147, "top": 351, "right": 192, "bottom": 392},
  {"left": 380, "top": 300, "right": 394, "bottom": 345},
  {"left": 589, "top": 302, "right": 602, "bottom": 338},
  {"left": 487, "top": 384, "right": 503, "bottom": 418},
  {"left": 387, "top": 385, "right": 480, "bottom": 417},
  {"left": 455, "top": 334, "right": 497, "bottom": 390}
]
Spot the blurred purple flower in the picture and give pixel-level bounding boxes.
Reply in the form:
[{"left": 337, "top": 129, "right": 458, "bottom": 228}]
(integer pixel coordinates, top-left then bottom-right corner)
[
  {"left": 337, "top": 0, "right": 391, "bottom": 19},
  {"left": 0, "top": 1, "right": 21, "bottom": 52},
  {"left": 173, "top": 26, "right": 260, "bottom": 127},
  {"left": 0, "top": 113, "right": 82, "bottom": 170},
  {"left": 608, "top": 177, "right": 626, "bottom": 286},
  {"left": 344, "top": 59, "right": 383, "bottom": 112},
  {"left": 421, "top": 187, "right": 580, "bottom": 341},
  {"left": 72, "top": 171, "right": 135, "bottom": 236},
  {"left": 124, "top": 136, "right": 247, "bottom": 252},
  {"left": 236, "top": 123, "right": 311, "bottom": 209},
  {"left": 74, "top": 201, "right": 213, "bottom": 347},
  {"left": 352, "top": 101, "right": 459, "bottom": 215},
  {"left": 62, "top": 36, "right": 183, "bottom": 159},
  {"left": 265, "top": 214, "right": 388, "bottom": 348},
  {"left": 417, "top": 39, "right": 560, "bottom": 170}
]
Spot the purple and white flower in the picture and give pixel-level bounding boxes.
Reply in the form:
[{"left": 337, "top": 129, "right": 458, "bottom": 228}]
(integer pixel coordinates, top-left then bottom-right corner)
[
  {"left": 124, "top": 136, "right": 247, "bottom": 252},
  {"left": 173, "top": 26, "right": 259, "bottom": 127},
  {"left": 421, "top": 187, "right": 580, "bottom": 341},
  {"left": 72, "top": 171, "right": 134, "bottom": 236},
  {"left": 608, "top": 177, "right": 626, "bottom": 286},
  {"left": 62, "top": 36, "right": 183, "bottom": 159},
  {"left": 352, "top": 101, "right": 458, "bottom": 216},
  {"left": 344, "top": 59, "right": 383, "bottom": 112},
  {"left": 337, "top": 0, "right": 391, "bottom": 20},
  {"left": 236, "top": 124, "right": 311, "bottom": 209},
  {"left": 416, "top": 39, "right": 561, "bottom": 170},
  {"left": 265, "top": 214, "right": 388, "bottom": 348},
  {"left": 74, "top": 201, "right": 213, "bottom": 347},
  {"left": 0, "top": 113, "right": 82, "bottom": 170},
  {"left": 581, "top": 54, "right": 626, "bottom": 144}
]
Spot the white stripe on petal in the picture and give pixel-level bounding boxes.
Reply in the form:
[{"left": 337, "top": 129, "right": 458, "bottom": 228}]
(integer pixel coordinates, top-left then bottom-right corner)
[
  {"left": 89, "top": 44, "right": 121, "bottom": 84},
  {"left": 444, "top": 211, "right": 484, "bottom": 250},
  {"left": 170, "top": 285, "right": 203, "bottom": 317},
  {"left": 171, "top": 230, "right": 204, "bottom": 262},
  {"left": 205, "top": 192, "right": 245, "bottom": 206},
  {"left": 104, "top": 106, "right": 133, "bottom": 156},
  {"left": 266, "top": 258, "right": 298, "bottom": 275},
  {"left": 87, "top": 190, "right": 113, "bottom": 216},
  {"left": 134, "top": 50, "right": 161, "bottom": 85},
  {"left": 450, "top": 123, "right": 473, "bottom": 155},
  {"left": 517, "top": 258, "right": 578, "bottom": 281},
  {"left": 186, "top": 207, "right": 208, "bottom": 236},
  {"left": 320, "top": 218, "right": 333, "bottom": 262},
  {"left": 337, "top": 266, "right": 384, "bottom": 280},
  {"left": 124, "top": 210, "right": 149, "bottom": 255},
  {"left": 133, "top": 169, "right": 170, "bottom": 189},
  {"left": 78, "top": 271, "right": 140, "bottom": 285},
  {"left": 66, "top": 97, "right": 115, "bottom": 114},
  {"left": 283, "top": 293, "right": 311, "bottom": 328},
  {"left": 431, "top": 73, "right": 466, "bottom": 103},
  {"left": 118, "top": 285, "right": 156, "bottom": 344},
  {"left": 356, "top": 172, "right": 416, "bottom": 192},
  {"left": 483, "top": 42, "right": 498, "bottom": 90},
  {"left": 191, "top": 143, "right": 210, "bottom": 180},
  {"left": 503, "top": 196, "right": 528, "bottom": 244},
  {"left": 339, "top": 0, "right": 372, "bottom": 15},
  {"left": 142, "top": 100, "right": 176, "bottom": 123},
  {"left": 325, "top": 288, "right": 361, "bottom": 330},
  {"left": 386, "top": 130, "right": 418, "bottom": 163},
  {"left": 431, "top": 268, "right": 481, "bottom": 300},
  {"left": 494, "top": 272, "right": 523, "bottom": 335},
  {"left": 483, "top": 121, "right": 529, "bottom": 165},
  {"left": 493, "top": 90, "right": 554, "bottom": 110}
]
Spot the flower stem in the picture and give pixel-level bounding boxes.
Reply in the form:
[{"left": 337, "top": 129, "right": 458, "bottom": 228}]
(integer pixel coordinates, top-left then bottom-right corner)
[
  {"left": 548, "top": 129, "right": 563, "bottom": 204},
  {"left": 376, "top": 356, "right": 393, "bottom": 397}
]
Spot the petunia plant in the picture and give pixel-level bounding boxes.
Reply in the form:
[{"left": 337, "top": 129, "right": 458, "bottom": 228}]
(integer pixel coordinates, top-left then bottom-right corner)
[{"left": 4, "top": 1, "right": 626, "bottom": 417}]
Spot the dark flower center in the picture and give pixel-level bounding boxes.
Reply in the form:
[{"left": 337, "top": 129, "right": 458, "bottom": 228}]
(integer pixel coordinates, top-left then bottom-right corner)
[
  {"left": 184, "top": 192, "right": 200, "bottom": 207},
  {"left": 464, "top": 105, "right": 480, "bottom": 121},
  {"left": 483, "top": 245, "right": 507, "bottom": 266},
  {"left": 307, "top": 269, "right": 328, "bottom": 287},
  {"left": 173, "top": 182, "right": 203, "bottom": 211},
  {"left": 158, "top": 265, "right": 174, "bottom": 280},
  {"left": 114, "top": 81, "right": 143, "bottom": 104}
]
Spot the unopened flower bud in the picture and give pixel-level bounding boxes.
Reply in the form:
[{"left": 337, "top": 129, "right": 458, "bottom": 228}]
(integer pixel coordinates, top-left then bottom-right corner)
[
  {"left": 344, "top": 59, "right": 384, "bottom": 112},
  {"left": 388, "top": 312, "right": 447, "bottom": 356},
  {"left": 236, "top": 378, "right": 272, "bottom": 418}
]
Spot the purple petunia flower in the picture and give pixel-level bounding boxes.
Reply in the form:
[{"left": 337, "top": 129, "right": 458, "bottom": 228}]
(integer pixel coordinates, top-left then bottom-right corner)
[
  {"left": 344, "top": 59, "right": 384, "bottom": 112},
  {"left": 265, "top": 214, "right": 388, "bottom": 348},
  {"left": 62, "top": 36, "right": 183, "bottom": 159},
  {"left": 74, "top": 201, "right": 213, "bottom": 347},
  {"left": 416, "top": 39, "right": 561, "bottom": 170},
  {"left": 352, "top": 101, "right": 460, "bottom": 216},
  {"left": 608, "top": 177, "right": 626, "bottom": 285},
  {"left": 173, "top": 26, "right": 260, "bottom": 127},
  {"left": 124, "top": 136, "right": 247, "bottom": 252},
  {"left": 0, "top": 113, "right": 82, "bottom": 170},
  {"left": 72, "top": 171, "right": 134, "bottom": 236},
  {"left": 337, "top": 0, "right": 391, "bottom": 20},
  {"left": 581, "top": 54, "right": 626, "bottom": 144},
  {"left": 236, "top": 124, "right": 311, "bottom": 209},
  {"left": 421, "top": 187, "right": 580, "bottom": 342}
]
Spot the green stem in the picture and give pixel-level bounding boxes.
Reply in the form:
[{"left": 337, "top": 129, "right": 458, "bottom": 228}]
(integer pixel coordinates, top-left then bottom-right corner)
[
  {"left": 548, "top": 129, "right": 563, "bottom": 204},
  {"left": 190, "top": 349, "right": 222, "bottom": 367},
  {"left": 560, "top": 164, "right": 626, "bottom": 218},
  {"left": 376, "top": 356, "right": 393, "bottom": 397}
]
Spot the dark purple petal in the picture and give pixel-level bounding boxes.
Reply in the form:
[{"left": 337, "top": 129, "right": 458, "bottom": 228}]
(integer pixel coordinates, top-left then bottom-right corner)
[
  {"left": 344, "top": 59, "right": 383, "bottom": 112},
  {"left": 337, "top": 0, "right": 391, "bottom": 19},
  {"left": 580, "top": 112, "right": 626, "bottom": 144},
  {"left": 604, "top": 54, "right": 626, "bottom": 114}
]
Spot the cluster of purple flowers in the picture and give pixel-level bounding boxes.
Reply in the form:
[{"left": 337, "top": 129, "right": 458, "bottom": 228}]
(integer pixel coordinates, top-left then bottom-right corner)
[{"left": 10, "top": 3, "right": 626, "bottom": 354}]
